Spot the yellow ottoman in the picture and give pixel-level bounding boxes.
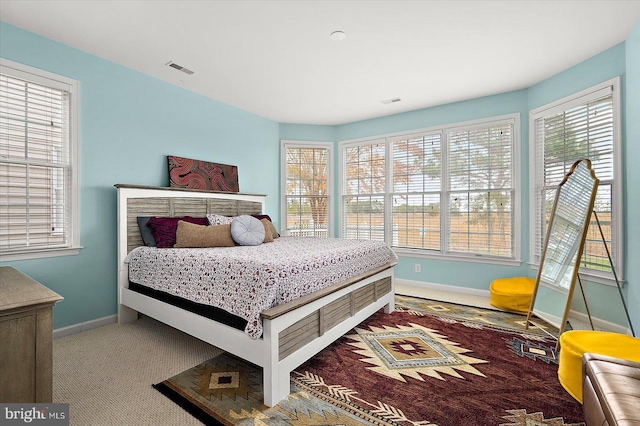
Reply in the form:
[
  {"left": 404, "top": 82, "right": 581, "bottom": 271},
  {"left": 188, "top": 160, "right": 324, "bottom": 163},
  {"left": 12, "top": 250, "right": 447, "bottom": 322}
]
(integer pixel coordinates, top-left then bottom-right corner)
[
  {"left": 558, "top": 330, "right": 640, "bottom": 403},
  {"left": 489, "top": 277, "right": 535, "bottom": 313}
]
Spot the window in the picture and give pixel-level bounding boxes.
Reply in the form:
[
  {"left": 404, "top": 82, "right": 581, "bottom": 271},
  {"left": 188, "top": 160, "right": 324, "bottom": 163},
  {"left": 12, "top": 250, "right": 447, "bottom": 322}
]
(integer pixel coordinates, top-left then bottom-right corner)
[
  {"left": 342, "top": 139, "right": 386, "bottom": 241},
  {"left": 391, "top": 132, "right": 441, "bottom": 250},
  {"left": 281, "top": 141, "right": 331, "bottom": 237},
  {"left": 530, "top": 77, "right": 622, "bottom": 284},
  {"left": 0, "top": 59, "right": 80, "bottom": 260},
  {"left": 340, "top": 114, "right": 519, "bottom": 264},
  {"left": 446, "top": 123, "right": 514, "bottom": 257}
]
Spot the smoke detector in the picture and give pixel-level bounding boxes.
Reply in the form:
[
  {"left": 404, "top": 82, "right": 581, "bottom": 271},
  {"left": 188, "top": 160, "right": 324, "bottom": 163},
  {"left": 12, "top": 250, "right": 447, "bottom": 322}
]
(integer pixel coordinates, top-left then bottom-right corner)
[{"left": 330, "top": 31, "right": 346, "bottom": 41}]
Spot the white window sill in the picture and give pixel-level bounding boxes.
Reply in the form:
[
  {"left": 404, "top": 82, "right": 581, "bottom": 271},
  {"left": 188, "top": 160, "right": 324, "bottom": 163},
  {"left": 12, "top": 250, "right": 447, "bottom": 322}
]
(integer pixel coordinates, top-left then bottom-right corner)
[
  {"left": 394, "top": 247, "right": 522, "bottom": 267},
  {"left": 1, "top": 246, "right": 83, "bottom": 262}
]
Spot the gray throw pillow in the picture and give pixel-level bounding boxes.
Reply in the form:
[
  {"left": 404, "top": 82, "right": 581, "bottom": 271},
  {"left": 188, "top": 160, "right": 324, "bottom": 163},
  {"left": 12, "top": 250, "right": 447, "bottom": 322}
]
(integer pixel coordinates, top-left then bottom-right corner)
[
  {"left": 136, "top": 216, "right": 157, "bottom": 247},
  {"left": 231, "top": 215, "right": 265, "bottom": 246}
]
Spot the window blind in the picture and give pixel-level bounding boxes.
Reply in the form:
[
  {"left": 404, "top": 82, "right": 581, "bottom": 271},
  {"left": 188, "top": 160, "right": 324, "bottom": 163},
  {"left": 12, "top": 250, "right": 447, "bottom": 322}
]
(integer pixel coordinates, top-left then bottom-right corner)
[
  {"left": 342, "top": 140, "right": 386, "bottom": 241},
  {"left": 446, "top": 123, "right": 514, "bottom": 257},
  {"left": 532, "top": 87, "right": 616, "bottom": 274},
  {"left": 0, "top": 71, "right": 72, "bottom": 252},
  {"left": 284, "top": 145, "right": 330, "bottom": 237},
  {"left": 339, "top": 115, "right": 518, "bottom": 262},
  {"left": 391, "top": 132, "right": 442, "bottom": 250}
]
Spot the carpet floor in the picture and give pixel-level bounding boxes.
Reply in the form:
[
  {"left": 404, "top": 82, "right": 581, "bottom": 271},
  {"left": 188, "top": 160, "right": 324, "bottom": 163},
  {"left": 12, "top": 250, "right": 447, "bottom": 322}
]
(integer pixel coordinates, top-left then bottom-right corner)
[
  {"left": 53, "top": 314, "right": 222, "bottom": 425},
  {"left": 153, "top": 295, "right": 584, "bottom": 426}
]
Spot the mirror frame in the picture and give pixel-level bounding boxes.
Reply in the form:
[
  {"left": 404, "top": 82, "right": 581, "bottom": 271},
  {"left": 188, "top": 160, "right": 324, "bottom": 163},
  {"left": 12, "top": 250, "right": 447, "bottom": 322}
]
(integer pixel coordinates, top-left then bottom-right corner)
[{"left": 526, "top": 159, "right": 599, "bottom": 338}]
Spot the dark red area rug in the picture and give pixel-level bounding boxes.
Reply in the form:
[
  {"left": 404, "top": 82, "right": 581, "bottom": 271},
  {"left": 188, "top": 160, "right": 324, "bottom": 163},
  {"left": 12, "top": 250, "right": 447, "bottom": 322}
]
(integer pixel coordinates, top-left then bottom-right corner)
[{"left": 154, "top": 295, "right": 585, "bottom": 425}]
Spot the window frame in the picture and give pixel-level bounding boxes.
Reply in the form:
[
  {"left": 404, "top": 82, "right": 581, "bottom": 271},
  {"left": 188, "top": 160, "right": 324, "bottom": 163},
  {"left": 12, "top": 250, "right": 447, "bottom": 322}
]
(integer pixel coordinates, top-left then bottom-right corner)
[
  {"left": 444, "top": 118, "right": 519, "bottom": 260},
  {"left": 0, "top": 58, "right": 81, "bottom": 261},
  {"left": 528, "top": 77, "right": 622, "bottom": 286},
  {"left": 339, "top": 113, "right": 521, "bottom": 266},
  {"left": 340, "top": 137, "right": 387, "bottom": 242},
  {"left": 280, "top": 140, "right": 333, "bottom": 238},
  {"left": 389, "top": 130, "right": 443, "bottom": 252}
]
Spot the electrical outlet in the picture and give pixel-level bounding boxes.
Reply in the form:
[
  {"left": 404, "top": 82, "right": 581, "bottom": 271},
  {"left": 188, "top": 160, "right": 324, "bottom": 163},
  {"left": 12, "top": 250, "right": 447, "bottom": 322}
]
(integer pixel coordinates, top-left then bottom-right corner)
[{"left": 415, "top": 264, "right": 421, "bottom": 273}]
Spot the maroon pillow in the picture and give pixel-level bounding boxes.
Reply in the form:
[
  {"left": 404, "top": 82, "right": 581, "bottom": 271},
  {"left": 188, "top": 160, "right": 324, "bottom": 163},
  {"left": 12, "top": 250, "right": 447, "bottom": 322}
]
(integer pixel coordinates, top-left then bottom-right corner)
[
  {"left": 146, "top": 216, "right": 209, "bottom": 248},
  {"left": 252, "top": 214, "right": 274, "bottom": 222}
]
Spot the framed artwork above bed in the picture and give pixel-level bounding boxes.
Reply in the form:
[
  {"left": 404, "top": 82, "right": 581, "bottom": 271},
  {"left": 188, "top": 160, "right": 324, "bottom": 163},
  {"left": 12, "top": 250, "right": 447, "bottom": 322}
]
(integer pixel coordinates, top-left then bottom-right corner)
[{"left": 168, "top": 155, "right": 239, "bottom": 192}]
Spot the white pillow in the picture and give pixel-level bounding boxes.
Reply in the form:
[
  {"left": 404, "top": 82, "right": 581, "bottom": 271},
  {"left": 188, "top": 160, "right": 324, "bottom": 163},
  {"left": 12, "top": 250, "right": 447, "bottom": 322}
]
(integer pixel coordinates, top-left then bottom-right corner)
[
  {"left": 231, "top": 215, "right": 265, "bottom": 246},
  {"left": 207, "top": 213, "right": 234, "bottom": 226}
]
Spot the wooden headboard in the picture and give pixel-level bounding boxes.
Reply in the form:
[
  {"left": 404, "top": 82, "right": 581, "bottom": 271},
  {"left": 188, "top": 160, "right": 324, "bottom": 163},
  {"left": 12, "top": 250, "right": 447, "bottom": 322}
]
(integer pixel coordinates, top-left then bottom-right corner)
[{"left": 115, "top": 183, "right": 266, "bottom": 260}]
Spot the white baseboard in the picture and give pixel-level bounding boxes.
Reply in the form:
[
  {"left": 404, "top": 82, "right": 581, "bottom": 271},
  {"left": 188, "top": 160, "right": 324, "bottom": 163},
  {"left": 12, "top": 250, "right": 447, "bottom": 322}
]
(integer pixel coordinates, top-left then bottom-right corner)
[
  {"left": 395, "top": 278, "right": 631, "bottom": 334},
  {"left": 50, "top": 285, "right": 630, "bottom": 339},
  {"left": 395, "top": 278, "right": 491, "bottom": 298},
  {"left": 53, "top": 314, "right": 117, "bottom": 339},
  {"left": 568, "top": 309, "right": 632, "bottom": 335}
]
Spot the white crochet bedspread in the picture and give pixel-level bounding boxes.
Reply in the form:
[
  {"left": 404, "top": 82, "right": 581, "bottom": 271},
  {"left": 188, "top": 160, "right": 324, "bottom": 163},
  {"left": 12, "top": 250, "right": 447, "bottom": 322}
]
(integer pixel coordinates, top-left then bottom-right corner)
[{"left": 127, "top": 237, "right": 397, "bottom": 339}]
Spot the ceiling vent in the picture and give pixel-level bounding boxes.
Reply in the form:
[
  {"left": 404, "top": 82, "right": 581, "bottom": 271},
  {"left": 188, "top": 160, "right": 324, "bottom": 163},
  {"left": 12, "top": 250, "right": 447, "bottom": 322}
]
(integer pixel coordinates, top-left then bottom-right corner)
[
  {"left": 381, "top": 98, "right": 401, "bottom": 104},
  {"left": 166, "top": 61, "right": 194, "bottom": 75}
]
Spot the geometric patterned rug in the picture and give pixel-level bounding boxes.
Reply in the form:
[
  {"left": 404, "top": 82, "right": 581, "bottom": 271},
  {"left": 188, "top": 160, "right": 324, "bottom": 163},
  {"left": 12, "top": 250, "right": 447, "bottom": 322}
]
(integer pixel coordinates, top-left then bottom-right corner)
[{"left": 154, "top": 295, "right": 585, "bottom": 425}]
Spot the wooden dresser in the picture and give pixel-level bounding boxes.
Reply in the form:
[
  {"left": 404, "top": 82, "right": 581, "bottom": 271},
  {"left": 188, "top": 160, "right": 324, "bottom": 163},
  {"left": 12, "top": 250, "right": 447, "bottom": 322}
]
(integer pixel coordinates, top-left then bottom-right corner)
[{"left": 0, "top": 266, "right": 63, "bottom": 403}]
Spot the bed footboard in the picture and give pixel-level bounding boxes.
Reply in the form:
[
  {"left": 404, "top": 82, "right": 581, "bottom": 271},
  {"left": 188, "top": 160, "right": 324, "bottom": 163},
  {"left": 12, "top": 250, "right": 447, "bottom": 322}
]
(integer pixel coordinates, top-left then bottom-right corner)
[
  {"left": 274, "top": 275, "right": 392, "bottom": 360},
  {"left": 261, "top": 267, "right": 394, "bottom": 407}
]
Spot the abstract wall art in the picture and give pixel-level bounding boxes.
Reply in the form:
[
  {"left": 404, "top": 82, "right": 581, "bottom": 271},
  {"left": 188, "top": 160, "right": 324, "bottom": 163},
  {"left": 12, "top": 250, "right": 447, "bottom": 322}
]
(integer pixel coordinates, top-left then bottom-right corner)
[{"left": 168, "top": 155, "right": 239, "bottom": 192}]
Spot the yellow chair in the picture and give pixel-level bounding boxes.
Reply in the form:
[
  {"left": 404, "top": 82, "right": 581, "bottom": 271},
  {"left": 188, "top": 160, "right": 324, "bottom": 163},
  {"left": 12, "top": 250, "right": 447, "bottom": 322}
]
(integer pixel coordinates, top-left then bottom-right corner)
[
  {"left": 558, "top": 330, "right": 640, "bottom": 403},
  {"left": 489, "top": 277, "right": 535, "bottom": 314}
]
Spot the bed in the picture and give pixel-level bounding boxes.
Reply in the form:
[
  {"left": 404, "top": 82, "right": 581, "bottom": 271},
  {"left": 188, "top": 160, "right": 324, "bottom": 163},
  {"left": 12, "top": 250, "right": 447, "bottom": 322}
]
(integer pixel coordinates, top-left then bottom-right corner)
[{"left": 116, "top": 184, "right": 397, "bottom": 407}]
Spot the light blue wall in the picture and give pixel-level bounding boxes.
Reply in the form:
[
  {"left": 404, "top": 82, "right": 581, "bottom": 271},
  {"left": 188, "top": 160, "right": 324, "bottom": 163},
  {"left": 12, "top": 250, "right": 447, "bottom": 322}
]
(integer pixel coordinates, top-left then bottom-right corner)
[
  {"left": 0, "top": 22, "right": 280, "bottom": 329},
  {"left": 336, "top": 91, "right": 532, "bottom": 289},
  {"left": 282, "top": 41, "right": 636, "bottom": 330},
  {"left": 335, "top": 91, "right": 528, "bottom": 142},
  {"left": 527, "top": 42, "right": 632, "bottom": 329},
  {"left": 283, "top": 92, "right": 534, "bottom": 291},
  {"left": 279, "top": 123, "right": 335, "bottom": 142},
  {"left": 2, "top": 19, "right": 638, "bottom": 333},
  {"left": 527, "top": 43, "right": 626, "bottom": 110},
  {"left": 624, "top": 19, "right": 640, "bottom": 332}
]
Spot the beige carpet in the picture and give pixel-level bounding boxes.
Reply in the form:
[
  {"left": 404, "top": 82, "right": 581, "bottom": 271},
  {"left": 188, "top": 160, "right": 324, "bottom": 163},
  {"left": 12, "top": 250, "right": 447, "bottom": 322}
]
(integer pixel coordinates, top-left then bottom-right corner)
[
  {"left": 53, "top": 315, "right": 222, "bottom": 426},
  {"left": 52, "top": 291, "right": 495, "bottom": 425}
]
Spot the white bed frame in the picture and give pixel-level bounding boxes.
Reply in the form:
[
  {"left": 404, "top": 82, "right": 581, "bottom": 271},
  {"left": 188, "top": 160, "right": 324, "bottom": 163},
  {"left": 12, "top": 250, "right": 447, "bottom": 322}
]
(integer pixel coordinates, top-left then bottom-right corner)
[{"left": 116, "top": 184, "right": 396, "bottom": 407}]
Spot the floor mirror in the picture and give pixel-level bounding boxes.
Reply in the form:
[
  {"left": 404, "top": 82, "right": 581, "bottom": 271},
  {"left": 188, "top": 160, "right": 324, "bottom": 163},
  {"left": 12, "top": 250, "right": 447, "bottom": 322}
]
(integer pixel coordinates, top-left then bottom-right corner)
[{"left": 526, "top": 159, "right": 599, "bottom": 339}]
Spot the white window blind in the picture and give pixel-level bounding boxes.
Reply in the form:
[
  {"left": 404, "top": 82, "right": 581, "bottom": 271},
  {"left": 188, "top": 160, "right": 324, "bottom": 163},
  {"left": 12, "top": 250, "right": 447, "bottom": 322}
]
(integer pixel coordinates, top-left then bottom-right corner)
[
  {"left": 339, "top": 114, "right": 519, "bottom": 263},
  {"left": 0, "top": 59, "right": 79, "bottom": 259},
  {"left": 342, "top": 140, "right": 386, "bottom": 241},
  {"left": 531, "top": 78, "right": 621, "bottom": 281},
  {"left": 282, "top": 142, "right": 331, "bottom": 237},
  {"left": 447, "top": 123, "right": 514, "bottom": 257},
  {"left": 391, "top": 132, "right": 442, "bottom": 250}
]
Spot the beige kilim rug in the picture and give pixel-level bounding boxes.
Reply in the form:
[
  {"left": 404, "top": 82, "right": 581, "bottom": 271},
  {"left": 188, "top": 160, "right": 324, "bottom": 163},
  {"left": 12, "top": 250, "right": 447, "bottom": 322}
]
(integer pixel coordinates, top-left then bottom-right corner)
[{"left": 154, "top": 296, "right": 585, "bottom": 426}]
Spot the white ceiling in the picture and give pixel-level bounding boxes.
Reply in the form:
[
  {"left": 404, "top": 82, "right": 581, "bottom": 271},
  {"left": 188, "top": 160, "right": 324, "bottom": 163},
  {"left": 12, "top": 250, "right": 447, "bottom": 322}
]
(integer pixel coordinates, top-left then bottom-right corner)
[{"left": 1, "top": 1, "right": 639, "bottom": 125}]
